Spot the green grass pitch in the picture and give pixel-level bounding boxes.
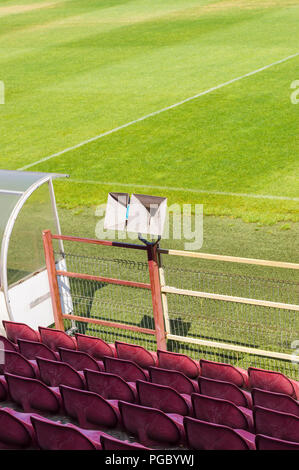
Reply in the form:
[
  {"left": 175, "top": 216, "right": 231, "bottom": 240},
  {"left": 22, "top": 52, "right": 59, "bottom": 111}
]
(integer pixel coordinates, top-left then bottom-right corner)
[{"left": 0, "top": 0, "right": 298, "bottom": 225}]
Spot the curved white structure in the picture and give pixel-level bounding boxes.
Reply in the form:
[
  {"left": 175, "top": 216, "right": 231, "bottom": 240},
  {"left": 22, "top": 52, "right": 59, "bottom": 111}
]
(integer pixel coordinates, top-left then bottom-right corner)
[{"left": 0, "top": 170, "right": 68, "bottom": 334}]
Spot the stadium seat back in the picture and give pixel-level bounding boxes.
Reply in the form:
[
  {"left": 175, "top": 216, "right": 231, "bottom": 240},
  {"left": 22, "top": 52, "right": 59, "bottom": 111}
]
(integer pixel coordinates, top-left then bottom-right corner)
[
  {"left": 184, "top": 416, "right": 253, "bottom": 450},
  {"left": 252, "top": 388, "right": 299, "bottom": 416},
  {"left": 192, "top": 393, "right": 251, "bottom": 430},
  {"left": 157, "top": 350, "right": 200, "bottom": 379},
  {"left": 255, "top": 434, "right": 299, "bottom": 450},
  {"left": 3, "top": 320, "right": 40, "bottom": 344},
  {"left": 31, "top": 416, "right": 98, "bottom": 450},
  {"left": 36, "top": 356, "right": 85, "bottom": 388},
  {"left": 253, "top": 405, "right": 299, "bottom": 443},
  {"left": 76, "top": 333, "right": 115, "bottom": 359},
  {"left": 115, "top": 341, "right": 157, "bottom": 368},
  {"left": 84, "top": 369, "right": 136, "bottom": 402},
  {"left": 1, "top": 349, "right": 37, "bottom": 378},
  {"left": 249, "top": 367, "right": 297, "bottom": 398},
  {"left": 200, "top": 359, "right": 248, "bottom": 388},
  {"left": 39, "top": 327, "right": 76, "bottom": 351},
  {"left": 58, "top": 347, "right": 102, "bottom": 371},
  {"left": 0, "top": 408, "right": 34, "bottom": 449},
  {"left": 60, "top": 385, "right": 119, "bottom": 429},
  {"left": 0, "top": 335, "right": 18, "bottom": 351},
  {"left": 5, "top": 372, "right": 61, "bottom": 414},
  {"left": 199, "top": 376, "right": 251, "bottom": 408},
  {"left": 104, "top": 356, "right": 148, "bottom": 381},
  {"left": 18, "top": 338, "right": 57, "bottom": 361},
  {"left": 136, "top": 380, "right": 190, "bottom": 416},
  {"left": 119, "top": 401, "right": 182, "bottom": 447},
  {"left": 149, "top": 366, "right": 198, "bottom": 395}
]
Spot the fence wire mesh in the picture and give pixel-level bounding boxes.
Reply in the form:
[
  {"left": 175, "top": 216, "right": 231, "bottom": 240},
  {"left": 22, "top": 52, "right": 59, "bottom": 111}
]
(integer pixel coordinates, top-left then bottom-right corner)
[
  {"left": 162, "top": 263, "right": 299, "bottom": 379},
  {"left": 56, "top": 247, "right": 156, "bottom": 351},
  {"left": 54, "top": 241, "right": 298, "bottom": 379}
]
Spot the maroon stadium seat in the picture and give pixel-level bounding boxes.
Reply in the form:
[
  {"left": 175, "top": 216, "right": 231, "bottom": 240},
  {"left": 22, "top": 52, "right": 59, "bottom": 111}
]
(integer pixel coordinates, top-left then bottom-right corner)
[
  {"left": 149, "top": 366, "right": 199, "bottom": 394},
  {"left": 0, "top": 334, "right": 18, "bottom": 351},
  {"left": 255, "top": 434, "right": 299, "bottom": 450},
  {"left": 253, "top": 405, "right": 299, "bottom": 443},
  {"left": 76, "top": 332, "right": 116, "bottom": 359},
  {"left": 192, "top": 393, "right": 254, "bottom": 431},
  {"left": 157, "top": 350, "right": 200, "bottom": 379},
  {"left": 1, "top": 349, "right": 39, "bottom": 379},
  {"left": 118, "top": 400, "right": 185, "bottom": 447},
  {"left": 198, "top": 376, "right": 252, "bottom": 408},
  {"left": 3, "top": 320, "right": 40, "bottom": 344},
  {"left": 0, "top": 335, "right": 18, "bottom": 373},
  {"left": 58, "top": 347, "right": 104, "bottom": 372},
  {"left": 115, "top": 341, "right": 157, "bottom": 368},
  {"left": 184, "top": 416, "right": 255, "bottom": 450},
  {"left": 60, "top": 385, "right": 120, "bottom": 429},
  {"left": 136, "top": 379, "right": 192, "bottom": 416},
  {"left": 249, "top": 367, "right": 299, "bottom": 400},
  {"left": 18, "top": 338, "right": 59, "bottom": 361},
  {"left": 39, "top": 326, "right": 77, "bottom": 351},
  {"left": 200, "top": 359, "right": 249, "bottom": 388},
  {"left": 252, "top": 387, "right": 299, "bottom": 416},
  {"left": 103, "top": 356, "right": 149, "bottom": 381},
  {"left": 36, "top": 356, "right": 85, "bottom": 389},
  {"left": 31, "top": 415, "right": 103, "bottom": 450},
  {"left": 84, "top": 369, "right": 137, "bottom": 402},
  {"left": 5, "top": 372, "right": 62, "bottom": 414},
  {"left": 0, "top": 407, "right": 38, "bottom": 449}
]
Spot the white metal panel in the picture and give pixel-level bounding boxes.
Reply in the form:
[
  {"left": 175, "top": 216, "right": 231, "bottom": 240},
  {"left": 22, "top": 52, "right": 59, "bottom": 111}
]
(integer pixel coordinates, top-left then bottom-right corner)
[
  {"left": 57, "top": 258, "right": 73, "bottom": 314},
  {"left": 8, "top": 269, "right": 54, "bottom": 330}
]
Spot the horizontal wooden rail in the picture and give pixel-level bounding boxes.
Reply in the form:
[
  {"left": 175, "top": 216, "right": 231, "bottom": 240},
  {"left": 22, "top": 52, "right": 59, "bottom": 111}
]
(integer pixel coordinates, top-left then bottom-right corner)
[
  {"left": 62, "top": 314, "right": 156, "bottom": 335},
  {"left": 166, "top": 333, "right": 299, "bottom": 363},
  {"left": 52, "top": 234, "right": 147, "bottom": 251},
  {"left": 56, "top": 270, "right": 151, "bottom": 289},
  {"left": 162, "top": 286, "right": 299, "bottom": 311},
  {"left": 158, "top": 248, "right": 299, "bottom": 270}
]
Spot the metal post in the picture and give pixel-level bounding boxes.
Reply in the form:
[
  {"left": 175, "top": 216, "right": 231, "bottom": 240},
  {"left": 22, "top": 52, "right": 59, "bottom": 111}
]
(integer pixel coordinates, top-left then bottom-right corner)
[
  {"left": 42, "top": 229, "right": 65, "bottom": 331},
  {"left": 147, "top": 243, "right": 167, "bottom": 350},
  {"left": 157, "top": 250, "right": 171, "bottom": 335}
]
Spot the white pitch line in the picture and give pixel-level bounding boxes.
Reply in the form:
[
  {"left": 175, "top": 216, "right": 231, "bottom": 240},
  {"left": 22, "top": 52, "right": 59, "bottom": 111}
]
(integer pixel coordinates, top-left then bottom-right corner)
[
  {"left": 18, "top": 51, "right": 299, "bottom": 172},
  {"left": 69, "top": 179, "right": 299, "bottom": 202}
]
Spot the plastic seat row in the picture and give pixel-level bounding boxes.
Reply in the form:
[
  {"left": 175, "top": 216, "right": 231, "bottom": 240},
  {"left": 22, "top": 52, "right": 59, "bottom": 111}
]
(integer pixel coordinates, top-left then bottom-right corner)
[
  {"left": 2, "top": 368, "right": 299, "bottom": 449},
  {"left": 2, "top": 320, "right": 299, "bottom": 397},
  {"left": 2, "top": 364, "right": 298, "bottom": 426},
  {"left": 0, "top": 406, "right": 149, "bottom": 450},
  {"left": 2, "top": 403, "right": 299, "bottom": 450},
  {"left": 2, "top": 338, "right": 299, "bottom": 420}
]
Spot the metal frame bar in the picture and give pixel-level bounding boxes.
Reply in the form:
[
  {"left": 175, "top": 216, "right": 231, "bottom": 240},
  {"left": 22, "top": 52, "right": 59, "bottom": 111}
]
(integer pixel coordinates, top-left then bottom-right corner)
[
  {"left": 162, "top": 286, "right": 299, "bottom": 312},
  {"left": 147, "top": 244, "right": 167, "bottom": 350},
  {"left": 166, "top": 333, "right": 299, "bottom": 362},
  {"left": 43, "top": 230, "right": 64, "bottom": 330},
  {"left": 43, "top": 230, "right": 166, "bottom": 347},
  {"left": 62, "top": 314, "right": 156, "bottom": 335},
  {"left": 52, "top": 234, "right": 148, "bottom": 251},
  {"left": 158, "top": 248, "right": 299, "bottom": 270},
  {"left": 56, "top": 270, "right": 151, "bottom": 290}
]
